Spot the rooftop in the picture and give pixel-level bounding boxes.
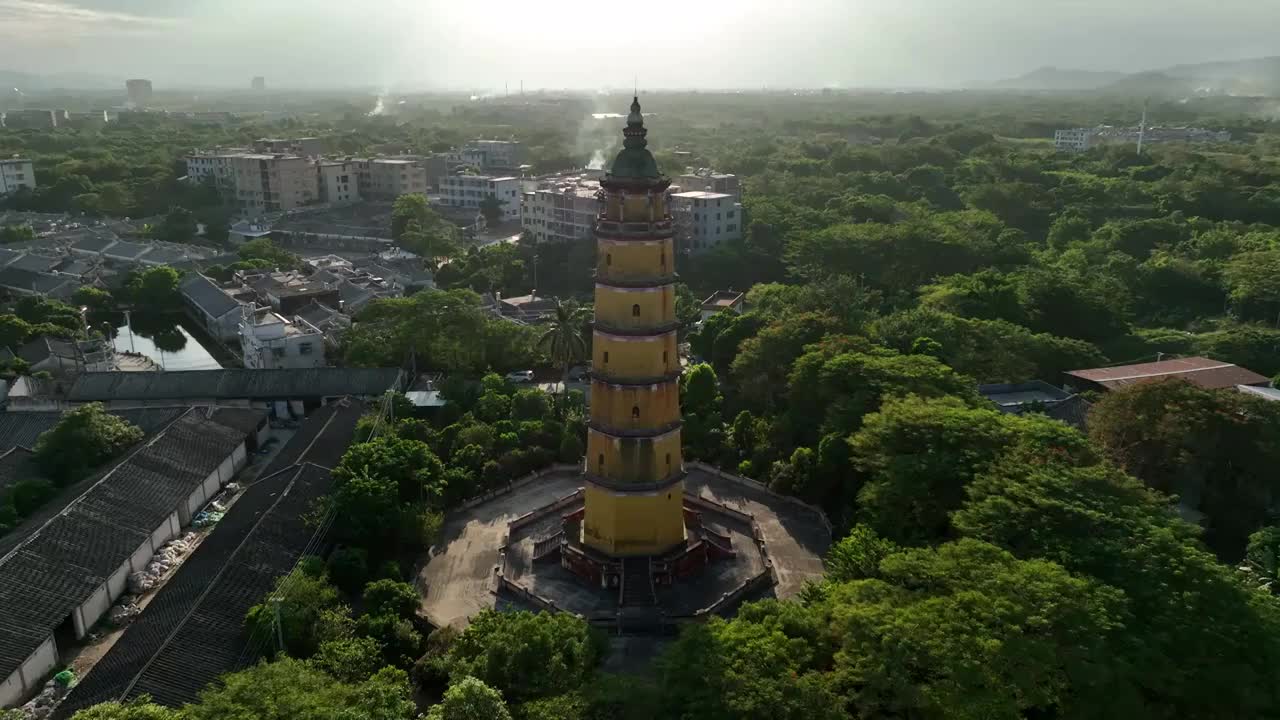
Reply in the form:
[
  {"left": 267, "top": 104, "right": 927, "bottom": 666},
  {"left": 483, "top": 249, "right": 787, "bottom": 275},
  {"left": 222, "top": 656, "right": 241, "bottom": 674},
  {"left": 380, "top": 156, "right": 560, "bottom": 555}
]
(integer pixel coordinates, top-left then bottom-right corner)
[
  {"left": 1238, "top": 384, "right": 1280, "bottom": 402},
  {"left": 0, "top": 409, "right": 260, "bottom": 686},
  {"left": 180, "top": 273, "right": 242, "bottom": 318},
  {"left": 671, "top": 191, "right": 734, "bottom": 200},
  {"left": 64, "top": 367, "right": 402, "bottom": 403},
  {"left": 1065, "top": 356, "right": 1269, "bottom": 391},
  {"left": 977, "top": 381, "right": 1072, "bottom": 411},
  {"left": 701, "top": 290, "right": 745, "bottom": 309},
  {"left": 54, "top": 401, "right": 365, "bottom": 713}
]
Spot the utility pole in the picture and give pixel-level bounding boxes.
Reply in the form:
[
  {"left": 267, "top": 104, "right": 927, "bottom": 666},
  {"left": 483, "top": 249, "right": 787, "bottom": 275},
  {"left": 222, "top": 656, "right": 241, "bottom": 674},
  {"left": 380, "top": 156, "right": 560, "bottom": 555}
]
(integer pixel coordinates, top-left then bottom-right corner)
[
  {"left": 272, "top": 596, "right": 285, "bottom": 654},
  {"left": 1137, "top": 99, "right": 1149, "bottom": 155}
]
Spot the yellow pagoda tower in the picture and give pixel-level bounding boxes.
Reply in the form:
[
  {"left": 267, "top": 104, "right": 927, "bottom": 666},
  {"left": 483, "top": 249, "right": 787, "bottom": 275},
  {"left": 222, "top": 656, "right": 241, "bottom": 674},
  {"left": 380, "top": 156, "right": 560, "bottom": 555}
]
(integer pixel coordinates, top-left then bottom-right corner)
[{"left": 583, "top": 97, "right": 685, "bottom": 557}]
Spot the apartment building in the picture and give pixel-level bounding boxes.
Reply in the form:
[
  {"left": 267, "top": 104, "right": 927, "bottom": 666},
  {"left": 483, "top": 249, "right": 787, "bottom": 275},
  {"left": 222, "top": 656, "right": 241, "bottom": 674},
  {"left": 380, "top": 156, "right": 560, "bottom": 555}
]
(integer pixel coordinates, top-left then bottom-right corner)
[
  {"left": 441, "top": 175, "right": 520, "bottom": 221},
  {"left": 125, "top": 79, "right": 153, "bottom": 107},
  {"left": 674, "top": 170, "right": 741, "bottom": 200},
  {"left": 239, "top": 307, "right": 326, "bottom": 369},
  {"left": 317, "top": 161, "right": 360, "bottom": 204},
  {"left": 670, "top": 191, "right": 742, "bottom": 254},
  {"left": 255, "top": 137, "right": 325, "bottom": 156},
  {"left": 2, "top": 110, "right": 60, "bottom": 129},
  {"left": 521, "top": 174, "right": 600, "bottom": 244},
  {"left": 223, "top": 154, "right": 318, "bottom": 213},
  {"left": 459, "top": 140, "right": 527, "bottom": 172},
  {"left": 0, "top": 158, "right": 36, "bottom": 195},
  {"left": 352, "top": 158, "right": 429, "bottom": 200}
]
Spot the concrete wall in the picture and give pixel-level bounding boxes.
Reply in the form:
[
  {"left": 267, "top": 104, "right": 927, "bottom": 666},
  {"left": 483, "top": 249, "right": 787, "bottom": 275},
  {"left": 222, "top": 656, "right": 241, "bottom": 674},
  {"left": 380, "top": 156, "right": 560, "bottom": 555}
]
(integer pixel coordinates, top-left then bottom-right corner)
[{"left": 0, "top": 637, "right": 58, "bottom": 708}]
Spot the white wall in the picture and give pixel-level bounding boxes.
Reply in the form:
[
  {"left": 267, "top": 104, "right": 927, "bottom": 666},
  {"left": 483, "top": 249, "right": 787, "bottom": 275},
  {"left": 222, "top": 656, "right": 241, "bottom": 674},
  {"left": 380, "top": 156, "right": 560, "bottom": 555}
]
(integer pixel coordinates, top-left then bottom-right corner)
[{"left": 0, "top": 637, "right": 58, "bottom": 708}]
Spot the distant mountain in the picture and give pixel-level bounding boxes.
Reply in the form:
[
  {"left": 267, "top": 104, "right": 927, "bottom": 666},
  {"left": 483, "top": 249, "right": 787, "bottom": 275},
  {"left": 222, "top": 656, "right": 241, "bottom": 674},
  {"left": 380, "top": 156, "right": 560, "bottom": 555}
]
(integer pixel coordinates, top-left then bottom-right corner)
[
  {"left": 993, "top": 56, "right": 1280, "bottom": 97},
  {"left": 992, "top": 66, "right": 1127, "bottom": 91},
  {"left": 0, "top": 70, "right": 123, "bottom": 92}
]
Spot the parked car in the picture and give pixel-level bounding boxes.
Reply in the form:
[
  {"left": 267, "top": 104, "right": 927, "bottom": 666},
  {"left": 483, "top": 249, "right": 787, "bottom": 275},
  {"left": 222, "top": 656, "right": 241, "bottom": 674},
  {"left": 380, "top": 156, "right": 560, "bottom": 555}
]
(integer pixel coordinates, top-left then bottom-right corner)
[
  {"left": 567, "top": 365, "right": 590, "bottom": 382},
  {"left": 506, "top": 370, "right": 535, "bottom": 384}
]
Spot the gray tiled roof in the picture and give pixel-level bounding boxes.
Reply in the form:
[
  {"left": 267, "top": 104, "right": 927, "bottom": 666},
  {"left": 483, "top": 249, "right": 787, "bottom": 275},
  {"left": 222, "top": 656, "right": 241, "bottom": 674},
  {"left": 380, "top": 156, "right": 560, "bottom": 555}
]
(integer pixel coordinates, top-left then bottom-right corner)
[
  {"left": 54, "top": 400, "right": 364, "bottom": 712},
  {"left": 6, "top": 253, "right": 61, "bottom": 273},
  {"left": 66, "top": 368, "right": 402, "bottom": 402},
  {"left": 0, "top": 248, "right": 20, "bottom": 267},
  {"left": 0, "top": 267, "right": 70, "bottom": 295},
  {"left": 0, "top": 409, "right": 255, "bottom": 683},
  {"left": 69, "top": 234, "right": 117, "bottom": 254},
  {"left": 102, "top": 240, "right": 151, "bottom": 260},
  {"left": 0, "top": 407, "right": 190, "bottom": 454},
  {"left": 179, "top": 273, "right": 241, "bottom": 318}
]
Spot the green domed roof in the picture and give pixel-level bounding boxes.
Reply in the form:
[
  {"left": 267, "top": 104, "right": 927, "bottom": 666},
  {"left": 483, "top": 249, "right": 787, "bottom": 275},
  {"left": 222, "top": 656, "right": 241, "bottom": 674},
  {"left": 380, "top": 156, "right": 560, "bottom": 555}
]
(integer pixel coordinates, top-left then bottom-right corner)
[{"left": 609, "top": 96, "right": 661, "bottom": 179}]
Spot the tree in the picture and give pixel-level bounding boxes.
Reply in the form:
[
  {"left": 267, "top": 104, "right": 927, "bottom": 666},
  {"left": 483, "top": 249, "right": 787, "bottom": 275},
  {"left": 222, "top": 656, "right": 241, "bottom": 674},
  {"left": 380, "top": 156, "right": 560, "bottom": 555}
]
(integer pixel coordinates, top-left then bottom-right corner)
[
  {"left": 954, "top": 448, "right": 1280, "bottom": 718},
  {"left": 238, "top": 238, "right": 300, "bottom": 270},
  {"left": 0, "top": 314, "right": 32, "bottom": 349},
  {"left": 334, "top": 436, "right": 446, "bottom": 506},
  {"left": 851, "top": 395, "right": 1092, "bottom": 545},
  {"left": 538, "top": 299, "right": 589, "bottom": 395},
  {"left": 73, "top": 286, "right": 115, "bottom": 312},
  {"left": 327, "top": 547, "right": 369, "bottom": 593},
  {"left": 392, "top": 193, "right": 432, "bottom": 240},
  {"left": 312, "top": 636, "right": 385, "bottom": 684},
  {"left": 363, "top": 579, "right": 419, "bottom": 619},
  {"left": 427, "top": 677, "right": 512, "bottom": 720},
  {"left": 34, "top": 403, "right": 144, "bottom": 484},
  {"left": 432, "top": 610, "right": 604, "bottom": 703},
  {"left": 478, "top": 196, "right": 504, "bottom": 225},
  {"left": 400, "top": 219, "right": 461, "bottom": 267},
  {"left": 328, "top": 469, "right": 401, "bottom": 549},
  {"left": 154, "top": 206, "right": 197, "bottom": 243},
  {"left": 823, "top": 524, "right": 899, "bottom": 582},
  {"left": 244, "top": 564, "right": 343, "bottom": 658},
  {"left": 124, "top": 266, "right": 182, "bottom": 309},
  {"left": 1088, "top": 379, "right": 1280, "bottom": 560},
  {"left": 184, "top": 657, "right": 415, "bottom": 720},
  {"left": 0, "top": 224, "right": 35, "bottom": 245},
  {"left": 68, "top": 697, "right": 179, "bottom": 720}
]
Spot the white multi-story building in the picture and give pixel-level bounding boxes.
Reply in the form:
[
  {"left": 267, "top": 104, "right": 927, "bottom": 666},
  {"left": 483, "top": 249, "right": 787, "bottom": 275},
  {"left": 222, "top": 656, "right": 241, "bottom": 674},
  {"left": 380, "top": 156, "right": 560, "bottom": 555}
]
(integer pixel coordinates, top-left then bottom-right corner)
[
  {"left": 521, "top": 174, "right": 600, "bottom": 244},
  {"left": 460, "top": 140, "right": 527, "bottom": 172},
  {"left": 1055, "top": 126, "right": 1232, "bottom": 152},
  {"left": 240, "top": 307, "right": 326, "bottom": 369},
  {"left": 0, "top": 158, "right": 36, "bottom": 195},
  {"left": 674, "top": 170, "right": 740, "bottom": 200},
  {"left": 1054, "top": 128, "right": 1097, "bottom": 152},
  {"left": 670, "top": 191, "right": 741, "bottom": 254},
  {"left": 441, "top": 175, "right": 521, "bottom": 221}
]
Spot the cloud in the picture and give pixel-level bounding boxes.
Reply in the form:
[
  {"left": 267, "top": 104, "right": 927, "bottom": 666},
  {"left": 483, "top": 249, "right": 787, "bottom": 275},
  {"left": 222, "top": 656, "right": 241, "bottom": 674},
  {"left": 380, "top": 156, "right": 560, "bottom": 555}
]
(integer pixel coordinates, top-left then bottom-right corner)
[{"left": 0, "top": 0, "right": 177, "bottom": 38}]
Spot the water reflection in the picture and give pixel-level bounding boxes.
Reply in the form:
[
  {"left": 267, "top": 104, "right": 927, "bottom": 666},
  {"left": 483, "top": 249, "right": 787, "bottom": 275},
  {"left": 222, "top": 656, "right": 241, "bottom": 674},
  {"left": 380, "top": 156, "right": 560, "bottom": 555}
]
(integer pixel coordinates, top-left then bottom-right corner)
[{"left": 93, "top": 312, "right": 222, "bottom": 371}]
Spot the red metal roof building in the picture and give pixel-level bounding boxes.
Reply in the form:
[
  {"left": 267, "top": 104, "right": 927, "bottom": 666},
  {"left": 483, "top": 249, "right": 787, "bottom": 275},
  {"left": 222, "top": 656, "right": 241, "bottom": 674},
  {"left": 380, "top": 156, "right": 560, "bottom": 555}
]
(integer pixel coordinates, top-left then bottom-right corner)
[{"left": 1064, "top": 356, "right": 1270, "bottom": 393}]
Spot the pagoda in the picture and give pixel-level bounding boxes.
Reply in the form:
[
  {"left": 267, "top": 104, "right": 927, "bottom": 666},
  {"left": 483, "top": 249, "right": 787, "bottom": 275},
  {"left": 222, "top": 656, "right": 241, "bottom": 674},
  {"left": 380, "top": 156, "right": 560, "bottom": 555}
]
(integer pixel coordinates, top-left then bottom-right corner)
[
  {"left": 418, "top": 98, "right": 831, "bottom": 629},
  {"left": 582, "top": 96, "right": 686, "bottom": 557}
]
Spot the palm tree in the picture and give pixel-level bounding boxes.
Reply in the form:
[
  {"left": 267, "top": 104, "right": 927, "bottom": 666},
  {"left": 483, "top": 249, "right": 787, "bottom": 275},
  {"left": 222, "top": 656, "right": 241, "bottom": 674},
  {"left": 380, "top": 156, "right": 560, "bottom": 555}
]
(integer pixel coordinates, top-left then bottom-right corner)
[{"left": 538, "top": 298, "right": 590, "bottom": 398}]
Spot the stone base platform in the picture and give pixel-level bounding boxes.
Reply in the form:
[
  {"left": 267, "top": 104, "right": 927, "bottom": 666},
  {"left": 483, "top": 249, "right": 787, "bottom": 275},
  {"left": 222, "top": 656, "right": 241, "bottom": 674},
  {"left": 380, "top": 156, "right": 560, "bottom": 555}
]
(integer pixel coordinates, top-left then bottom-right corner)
[{"left": 416, "top": 463, "right": 830, "bottom": 633}]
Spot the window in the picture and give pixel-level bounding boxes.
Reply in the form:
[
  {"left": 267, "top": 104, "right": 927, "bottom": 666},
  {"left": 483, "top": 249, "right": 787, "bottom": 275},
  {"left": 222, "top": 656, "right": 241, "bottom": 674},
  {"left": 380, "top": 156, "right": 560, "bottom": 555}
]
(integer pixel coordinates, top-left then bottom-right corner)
[
  {"left": 631, "top": 304, "right": 641, "bottom": 317},
  {"left": 603, "top": 351, "right": 609, "bottom": 363},
  {"left": 716, "top": 212, "right": 721, "bottom": 220},
  {"left": 659, "top": 252, "right": 665, "bottom": 268},
  {"left": 597, "top": 454, "right": 605, "bottom": 471},
  {"left": 606, "top": 253, "right": 612, "bottom": 266},
  {"left": 631, "top": 405, "right": 640, "bottom": 420},
  {"left": 665, "top": 453, "right": 671, "bottom": 467},
  {"left": 299, "top": 343, "right": 313, "bottom": 355},
  {"left": 728, "top": 210, "right": 736, "bottom": 219},
  {"left": 271, "top": 347, "right": 285, "bottom": 359},
  {"left": 663, "top": 350, "right": 669, "bottom": 364}
]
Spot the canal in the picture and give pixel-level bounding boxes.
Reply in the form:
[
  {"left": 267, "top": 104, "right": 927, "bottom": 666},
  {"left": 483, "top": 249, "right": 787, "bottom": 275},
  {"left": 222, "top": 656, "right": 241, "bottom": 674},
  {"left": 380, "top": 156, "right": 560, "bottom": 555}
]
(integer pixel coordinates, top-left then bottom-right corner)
[{"left": 97, "top": 312, "right": 224, "bottom": 371}]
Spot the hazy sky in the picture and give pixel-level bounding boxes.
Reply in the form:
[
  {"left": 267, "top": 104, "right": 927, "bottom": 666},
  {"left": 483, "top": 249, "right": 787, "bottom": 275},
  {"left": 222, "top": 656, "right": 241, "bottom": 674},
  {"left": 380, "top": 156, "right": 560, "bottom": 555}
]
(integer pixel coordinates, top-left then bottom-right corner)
[{"left": 1, "top": 0, "right": 1278, "bottom": 89}]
